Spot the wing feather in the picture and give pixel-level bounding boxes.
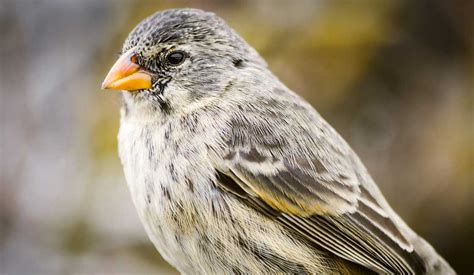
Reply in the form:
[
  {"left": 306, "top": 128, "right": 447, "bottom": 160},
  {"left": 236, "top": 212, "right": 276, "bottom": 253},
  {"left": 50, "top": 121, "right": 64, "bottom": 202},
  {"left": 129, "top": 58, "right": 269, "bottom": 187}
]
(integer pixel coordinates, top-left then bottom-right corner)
[
  {"left": 214, "top": 152, "right": 425, "bottom": 274},
  {"left": 211, "top": 96, "right": 425, "bottom": 273}
]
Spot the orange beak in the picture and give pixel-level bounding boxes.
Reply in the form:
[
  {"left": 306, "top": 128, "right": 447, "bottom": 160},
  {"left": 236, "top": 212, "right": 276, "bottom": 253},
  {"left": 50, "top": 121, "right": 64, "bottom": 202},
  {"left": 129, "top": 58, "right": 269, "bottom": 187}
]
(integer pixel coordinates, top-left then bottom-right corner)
[{"left": 101, "top": 47, "right": 152, "bottom": 91}]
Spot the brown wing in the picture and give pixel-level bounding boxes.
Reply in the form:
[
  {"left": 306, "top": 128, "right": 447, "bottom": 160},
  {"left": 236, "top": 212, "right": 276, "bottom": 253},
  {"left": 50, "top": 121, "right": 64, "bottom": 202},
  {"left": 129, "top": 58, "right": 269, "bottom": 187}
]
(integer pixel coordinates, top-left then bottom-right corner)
[
  {"left": 209, "top": 88, "right": 427, "bottom": 273},
  {"left": 214, "top": 151, "right": 425, "bottom": 274}
]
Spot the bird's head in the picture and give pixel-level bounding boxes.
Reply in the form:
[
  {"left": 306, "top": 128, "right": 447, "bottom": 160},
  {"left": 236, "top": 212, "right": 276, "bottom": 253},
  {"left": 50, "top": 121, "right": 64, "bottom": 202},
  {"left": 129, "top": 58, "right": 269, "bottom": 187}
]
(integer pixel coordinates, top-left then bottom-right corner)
[{"left": 102, "top": 8, "right": 265, "bottom": 115}]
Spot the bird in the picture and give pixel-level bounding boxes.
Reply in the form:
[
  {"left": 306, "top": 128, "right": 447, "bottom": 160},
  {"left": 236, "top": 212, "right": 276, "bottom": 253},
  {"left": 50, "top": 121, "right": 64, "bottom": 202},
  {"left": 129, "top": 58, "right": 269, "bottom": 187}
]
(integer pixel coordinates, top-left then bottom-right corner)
[{"left": 101, "top": 8, "right": 454, "bottom": 274}]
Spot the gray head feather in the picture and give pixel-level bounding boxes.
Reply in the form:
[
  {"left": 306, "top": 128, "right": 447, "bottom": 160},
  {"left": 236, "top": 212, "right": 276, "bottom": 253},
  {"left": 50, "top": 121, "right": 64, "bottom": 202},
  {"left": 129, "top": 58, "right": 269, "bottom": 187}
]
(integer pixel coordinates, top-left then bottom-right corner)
[{"left": 121, "top": 8, "right": 266, "bottom": 113}]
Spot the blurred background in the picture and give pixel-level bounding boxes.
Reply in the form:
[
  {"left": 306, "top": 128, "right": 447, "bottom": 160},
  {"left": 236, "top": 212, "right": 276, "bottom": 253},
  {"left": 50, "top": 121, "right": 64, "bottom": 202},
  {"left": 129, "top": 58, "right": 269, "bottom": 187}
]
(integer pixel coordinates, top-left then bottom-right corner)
[{"left": 1, "top": 0, "right": 472, "bottom": 274}]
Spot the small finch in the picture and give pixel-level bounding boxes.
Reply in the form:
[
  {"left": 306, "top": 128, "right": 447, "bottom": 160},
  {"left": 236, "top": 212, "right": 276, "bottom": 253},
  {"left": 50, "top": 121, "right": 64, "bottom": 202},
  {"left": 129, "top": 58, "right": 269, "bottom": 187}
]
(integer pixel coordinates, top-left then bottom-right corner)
[{"left": 102, "top": 8, "right": 454, "bottom": 274}]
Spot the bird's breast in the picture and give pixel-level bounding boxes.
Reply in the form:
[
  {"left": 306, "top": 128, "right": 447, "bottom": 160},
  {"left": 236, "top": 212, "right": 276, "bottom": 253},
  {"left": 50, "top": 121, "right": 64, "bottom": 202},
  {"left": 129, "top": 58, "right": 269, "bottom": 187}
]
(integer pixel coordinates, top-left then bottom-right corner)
[{"left": 117, "top": 115, "right": 223, "bottom": 267}]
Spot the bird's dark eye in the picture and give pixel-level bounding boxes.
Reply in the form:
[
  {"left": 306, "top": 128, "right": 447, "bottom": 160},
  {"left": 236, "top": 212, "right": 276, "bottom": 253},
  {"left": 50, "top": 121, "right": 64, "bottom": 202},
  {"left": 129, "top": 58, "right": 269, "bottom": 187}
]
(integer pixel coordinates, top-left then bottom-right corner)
[{"left": 166, "top": 51, "right": 186, "bottom": 66}]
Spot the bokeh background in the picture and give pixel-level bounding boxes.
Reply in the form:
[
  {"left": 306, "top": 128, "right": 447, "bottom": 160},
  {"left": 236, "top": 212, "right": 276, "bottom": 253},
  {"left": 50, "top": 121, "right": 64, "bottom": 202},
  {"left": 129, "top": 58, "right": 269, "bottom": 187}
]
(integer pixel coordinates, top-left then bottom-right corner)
[{"left": 1, "top": 0, "right": 473, "bottom": 274}]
